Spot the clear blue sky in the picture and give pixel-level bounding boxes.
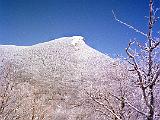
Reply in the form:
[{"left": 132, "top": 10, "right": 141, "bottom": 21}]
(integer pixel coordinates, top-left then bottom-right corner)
[{"left": 0, "top": 0, "right": 159, "bottom": 57}]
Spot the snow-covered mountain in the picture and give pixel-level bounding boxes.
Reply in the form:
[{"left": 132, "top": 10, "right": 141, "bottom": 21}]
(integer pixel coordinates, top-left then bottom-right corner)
[
  {"left": 0, "top": 36, "right": 130, "bottom": 120},
  {"left": 0, "top": 36, "right": 114, "bottom": 87}
]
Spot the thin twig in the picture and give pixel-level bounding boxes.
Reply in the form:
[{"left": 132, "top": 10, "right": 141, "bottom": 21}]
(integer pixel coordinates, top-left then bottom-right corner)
[
  {"left": 112, "top": 10, "right": 148, "bottom": 37},
  {"left": 109, "top": 93, "right": 148, "bottom": 117},
  {"left": 86, "top": 91, "right": 122, "bottom": 120}
]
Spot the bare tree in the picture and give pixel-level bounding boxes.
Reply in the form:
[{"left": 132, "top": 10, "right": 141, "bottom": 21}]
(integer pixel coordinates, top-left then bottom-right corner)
[
  {"left": 113, "top": 0, "right": 160, "bottom": 120},
  {"left": 84, "top": 60, "right": 136, "bottom": 120}
]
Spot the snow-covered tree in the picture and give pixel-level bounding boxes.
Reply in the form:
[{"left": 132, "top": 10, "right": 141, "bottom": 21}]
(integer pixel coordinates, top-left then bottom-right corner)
[{"left": 112, "top": 0, "right": 160, "bottom": 119}]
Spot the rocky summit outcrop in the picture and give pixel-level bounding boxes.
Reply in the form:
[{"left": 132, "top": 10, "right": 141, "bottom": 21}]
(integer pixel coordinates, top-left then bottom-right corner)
[{"left": 0, "top": 36, "right": 128, "bottom": 120}]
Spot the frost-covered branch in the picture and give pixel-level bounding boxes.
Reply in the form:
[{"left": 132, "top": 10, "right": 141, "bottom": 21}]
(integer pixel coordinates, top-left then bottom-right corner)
[
  {"left": 112, "top": 10, "right": 148, "bottom": 37},
  {"left": 86, "top": 91, "right": 122, "bottom": 120},
  {"left": 113, "top": 0, "right": 160, "bottom": 119},
  {"left": 109, "top": 93, "right": 147, "bottom": 117}
]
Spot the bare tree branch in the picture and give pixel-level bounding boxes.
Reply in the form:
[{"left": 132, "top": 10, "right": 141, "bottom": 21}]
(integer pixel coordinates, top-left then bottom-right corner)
[
  {"left": 86, "top": 91, "right": 122, "bottom": 120},
  {"left": 109, "top": 93, "right": 148, "bottom": 117},
  {"left": 112, "top": 10, "right": 148, "bottom": 37}
]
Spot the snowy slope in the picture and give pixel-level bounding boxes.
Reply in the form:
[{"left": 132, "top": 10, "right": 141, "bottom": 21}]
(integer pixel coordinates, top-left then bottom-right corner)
[
  {"left": 0, "top": 36, "right": 120, "bottom": 120},
  {"left": 0, "top": 36, "right": 113, "bottom": 85}
]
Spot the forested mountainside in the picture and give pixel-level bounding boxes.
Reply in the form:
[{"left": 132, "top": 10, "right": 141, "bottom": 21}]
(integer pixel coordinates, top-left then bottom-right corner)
[{"left": 0, "top": 36, "right": 159, "bottom": 120}]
